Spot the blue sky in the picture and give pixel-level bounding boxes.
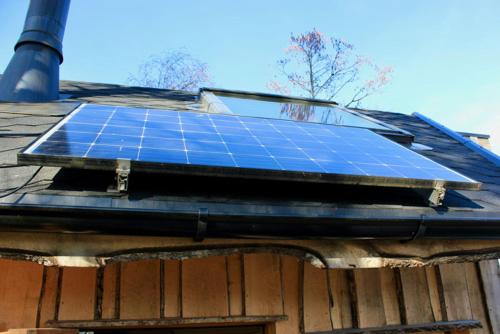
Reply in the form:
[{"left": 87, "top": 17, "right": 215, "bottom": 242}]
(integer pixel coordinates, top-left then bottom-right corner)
[{"left": 1, "top": 0, "right": 499, "bottom": 152}]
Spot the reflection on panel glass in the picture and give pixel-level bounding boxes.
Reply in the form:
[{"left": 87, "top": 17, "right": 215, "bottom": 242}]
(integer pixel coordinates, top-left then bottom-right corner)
[{"left": 216, "top": 94, "right": 390, "bottom": 130}]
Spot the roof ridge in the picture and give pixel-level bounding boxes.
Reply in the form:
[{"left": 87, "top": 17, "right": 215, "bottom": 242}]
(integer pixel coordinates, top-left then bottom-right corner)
[{"left": 59, "top": 79, "right": 196, "bottom": 94}]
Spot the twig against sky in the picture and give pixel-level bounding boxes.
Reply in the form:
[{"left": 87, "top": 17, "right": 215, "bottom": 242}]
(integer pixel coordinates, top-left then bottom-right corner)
[
  {"left": 128, "top": 51, "right": 213, "bottom": 91},
  {"left": 269, "top": 29, "right": 393, "bottom": 107}
]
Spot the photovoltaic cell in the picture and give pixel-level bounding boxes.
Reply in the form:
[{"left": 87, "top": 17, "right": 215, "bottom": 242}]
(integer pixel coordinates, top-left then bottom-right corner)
[{"left": 19, "top": 104, "right": 480, "bottom": 190}]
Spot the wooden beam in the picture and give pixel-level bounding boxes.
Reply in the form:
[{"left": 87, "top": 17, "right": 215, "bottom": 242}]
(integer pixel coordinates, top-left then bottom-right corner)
[
  {"left": 0, "top": 329, "right": 78, "bottom": 334},
  {"left": 47, "top": 315, "right": 288, "bottom": 329},
  {"left": 305, "top": 320, "right": 481, "bottom": 334}
]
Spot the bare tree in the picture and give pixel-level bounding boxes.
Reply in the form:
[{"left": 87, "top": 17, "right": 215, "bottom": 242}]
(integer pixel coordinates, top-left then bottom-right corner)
[
  {"left": 269, "top": 29, "right": 392, "bottom": 107},
  {"left": 128, "top": 51, "right": 212, "bottom": 91}
]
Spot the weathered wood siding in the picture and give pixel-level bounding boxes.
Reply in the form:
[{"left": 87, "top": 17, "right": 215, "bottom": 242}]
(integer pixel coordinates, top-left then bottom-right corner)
[{"left": 0, "top": 256, "right": 498, "bottom": 334}]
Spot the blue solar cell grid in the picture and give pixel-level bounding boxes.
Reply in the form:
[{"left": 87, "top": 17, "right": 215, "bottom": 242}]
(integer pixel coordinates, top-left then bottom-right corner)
[{"left": 23, "top": 104, "right": 476, "bottom": 185}]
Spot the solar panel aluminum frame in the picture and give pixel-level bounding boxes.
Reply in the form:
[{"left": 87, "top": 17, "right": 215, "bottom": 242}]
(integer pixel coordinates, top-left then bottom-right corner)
[{"left": 17, "top": 103, "right": 481, "bottom": 192}]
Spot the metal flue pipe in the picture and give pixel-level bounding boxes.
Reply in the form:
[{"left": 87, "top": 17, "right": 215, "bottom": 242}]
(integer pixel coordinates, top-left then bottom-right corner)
[{"left": 0, "top": 0, "right": 70, "bottom": 102}]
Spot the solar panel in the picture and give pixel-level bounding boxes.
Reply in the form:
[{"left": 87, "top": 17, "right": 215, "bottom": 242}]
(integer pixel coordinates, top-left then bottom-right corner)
[{"left": 18, "top": 104, "right": 480, "bottom": 191}]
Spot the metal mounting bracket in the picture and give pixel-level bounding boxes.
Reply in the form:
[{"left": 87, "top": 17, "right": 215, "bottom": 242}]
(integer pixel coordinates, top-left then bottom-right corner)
[
  {"left": 428, "top": 181, "right": 446, "bottom": 207},
  {"left": 108, "top": 159, "right": 131, "bottom": 193}
]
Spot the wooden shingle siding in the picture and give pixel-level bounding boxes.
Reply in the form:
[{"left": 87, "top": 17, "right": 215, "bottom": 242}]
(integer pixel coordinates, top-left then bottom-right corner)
[
  {"left": 304, "top": 262, "right": 332, "bottom": 332},
  {"left": 0, "top": 256, "right": 496, "bottom": 334},
  {"left": 244, "top": 253, "right": 283, "bottom": 316},
  {"left": 226, "top": 254, "right": 244, "bottom": 316},
  {"left": 399, "top": 267, "right": 435, "bottom": 324},
  {"left": 164, "top": 259, "right": 181, "bottom": 317},
  {"left": 38, "top": 267, "right": 60, "bottom": 327},
  {"left": 120, "top": 259, "right": 161, "bottom": 319},
  {"left": 463, "top": 263, "right": 492, "bottom": 334},
  {"left": 101, "top": 262, "right": 119, "bottom": 319},
  {"left": 425, "top": 266, "right": 444, "bottom": 322},
  {"left": 440, "top": 264, "right": 473, "bottom": 321},
  {"left": 182, "top": 256, "right": 229, "bottom": 317},
  {"left": 57, "top": 267, "right": 97, "bottom": 321},
  {"left": 0, "top": 259, "right": 43, "bottom": 331},
  {"left": 354, "top": 269, "right": 387, "bottom": 327},
  {"left": 275, "top": 256, "right": 301, "bottom": 334},
  {"left": 378, "top": 268, "right": 401, "bottom": 326},
  {"left": 330, "top": 269, "right": 353, "bottom": 329},
  {"left": 479, "top": 260, "right": 500, "bottom": 334}
]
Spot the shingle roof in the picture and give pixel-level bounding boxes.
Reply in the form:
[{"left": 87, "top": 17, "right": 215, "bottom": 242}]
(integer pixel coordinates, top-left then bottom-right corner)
[
  {"left": 0, "top": 80, "right": 197, "bottom": 195},
  {"left": 1, "top": 80, "right": 499, "bottom": 220},
  {"left": 354, "top": 108, "right": 500, "bottom": 208}
]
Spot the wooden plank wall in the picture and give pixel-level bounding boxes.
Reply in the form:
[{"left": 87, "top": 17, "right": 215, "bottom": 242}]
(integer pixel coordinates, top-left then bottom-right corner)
[
  {"left": 478, "top": 260, "right": 500, "bottom": 333},
  {"left": 0, "top": 256, "right": 497, "bottom": 334}
]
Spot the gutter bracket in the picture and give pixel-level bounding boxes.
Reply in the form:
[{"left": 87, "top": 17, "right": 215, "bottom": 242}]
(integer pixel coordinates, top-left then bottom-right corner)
[
  {"left": 194, "top": 208, "right": 209, "bottom": 242},
  {"left": 401, "top": 214, "right": 427, "bottom": 243},
  {"left": 428, "top": 181, "right": 446, "bottom": 207},
  {"left": 413, "top": 215, "right": 427, "bottom": 241},
  {"left": 108, "top": 159, "right": 131, "bottom": 193}
]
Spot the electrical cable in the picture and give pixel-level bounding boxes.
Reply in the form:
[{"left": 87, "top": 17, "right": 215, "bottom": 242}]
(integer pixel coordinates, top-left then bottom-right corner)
[
  {"left": 0, "top": 166, "right": 43, "bottom": 199},
  {"left": 0, "top": 178, "right": 52, "bottom": 192},
  {"left": 0, "top": 164, "right": 45, "bottom": 169},
  {"left": 0, "top": 164, "right": 20, "bottom": 169},
  {"left": 0, "top": 122, "right": 55, "bottom": 128},
  {"left": 0, "top": 111, "right": 66, "bottom": 117},
  {"left": 0, "top": 132, "right": 43, "bottom": 137},
  {"left": 0, "top": 146, "right": 25, "bottom": 153}
]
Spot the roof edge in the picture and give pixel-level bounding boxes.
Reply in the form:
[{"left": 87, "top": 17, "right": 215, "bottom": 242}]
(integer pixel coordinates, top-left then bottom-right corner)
[
  {"left": 457, "top": 131, "right": 490, "bottom": 139},
  {"left": 413, "top": 112, "right": 500, "bottom": 167},
  {"left": 200, "top": 87, "right": 339, "bottom": 106}
]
